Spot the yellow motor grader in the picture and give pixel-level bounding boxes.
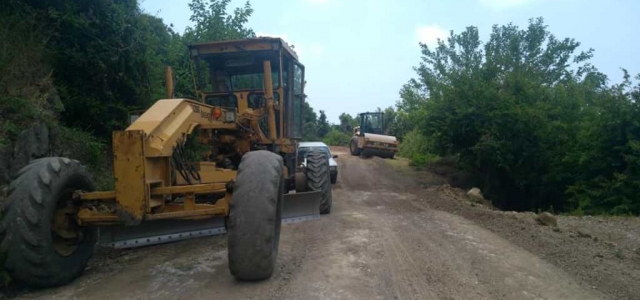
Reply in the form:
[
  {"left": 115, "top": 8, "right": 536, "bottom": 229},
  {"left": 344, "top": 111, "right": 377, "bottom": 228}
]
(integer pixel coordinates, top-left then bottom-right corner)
[
  {"left": 350, "top": 112, "right": 398, "bottom": 158},
  {"left": 0, "top": 38, "right": 332, "bottom": 287}
]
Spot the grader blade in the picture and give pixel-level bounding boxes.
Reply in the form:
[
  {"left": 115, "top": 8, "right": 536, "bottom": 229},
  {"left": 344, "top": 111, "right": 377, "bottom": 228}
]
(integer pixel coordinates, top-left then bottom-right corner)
[
  {"left": 99, "top": 217, "right": 226, "bottom": 249},
  {"left": 99, "top": 191, "right": 321, "bottom": 249},
  {"left": 282, "top": 191, "right": 321, "bottom": 224}
]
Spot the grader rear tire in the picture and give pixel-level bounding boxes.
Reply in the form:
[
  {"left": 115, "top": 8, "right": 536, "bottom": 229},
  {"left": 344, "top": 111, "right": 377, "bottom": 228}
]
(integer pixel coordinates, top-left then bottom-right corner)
[
  {"left": 0, "top": 157, "right": 97, "bottom": 287},
  {"left": 228, "top": 151, "right": 283, "bottom": 281},
  {"left": 306, "top": 151, "right": 332, "bottom": 214}
]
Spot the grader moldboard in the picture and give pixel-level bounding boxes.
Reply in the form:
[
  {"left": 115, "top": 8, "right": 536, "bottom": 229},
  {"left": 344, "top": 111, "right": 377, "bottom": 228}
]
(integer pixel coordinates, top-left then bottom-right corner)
[
  {"left": 0, "top": 38, "right": 333, "bottom": 287},
  {"left": 349, "top": 112, "right": 398, "bottom": 158}
]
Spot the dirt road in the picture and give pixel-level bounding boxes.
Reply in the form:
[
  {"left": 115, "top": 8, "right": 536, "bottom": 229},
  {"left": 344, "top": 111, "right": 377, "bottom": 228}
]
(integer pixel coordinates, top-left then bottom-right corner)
[{"left": 17, "top": 147, "right": 607, "bottom": 300}]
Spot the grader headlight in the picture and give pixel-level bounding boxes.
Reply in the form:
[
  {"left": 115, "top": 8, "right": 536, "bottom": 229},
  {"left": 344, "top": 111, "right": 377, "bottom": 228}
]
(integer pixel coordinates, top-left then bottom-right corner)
[{"left": 212, "top": 107, "right": 222, "bottom": 119}]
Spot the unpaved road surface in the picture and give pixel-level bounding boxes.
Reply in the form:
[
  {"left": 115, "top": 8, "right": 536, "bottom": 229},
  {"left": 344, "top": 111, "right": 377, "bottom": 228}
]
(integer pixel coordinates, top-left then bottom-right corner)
[{"left": 15, "top": 148, "right": 607, "bottom": 300}]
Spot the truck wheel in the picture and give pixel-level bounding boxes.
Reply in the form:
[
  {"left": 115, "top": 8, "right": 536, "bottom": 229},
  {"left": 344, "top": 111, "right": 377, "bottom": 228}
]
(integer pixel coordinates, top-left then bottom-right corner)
[
  {"left": 350, "top": 139, "right": 361, "bottom": 156},
  {"left": 306, "top": 151, "right": 332, "bottom": 214},
  {"left": 228, "top": 151, "right": 283, "bottom": 281},
  {"left": 0, "top": 157, "right": 97, "bottom": 287}
]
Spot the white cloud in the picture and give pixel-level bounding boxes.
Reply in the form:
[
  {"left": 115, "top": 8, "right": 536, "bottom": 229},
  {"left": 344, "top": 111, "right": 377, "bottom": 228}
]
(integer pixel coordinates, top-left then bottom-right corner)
[
  {"left": 480, "top": 0, "right": 533, "bottom": 9},
  {"left": 416, "top": 25, "right": 448, "bottom": 48}
]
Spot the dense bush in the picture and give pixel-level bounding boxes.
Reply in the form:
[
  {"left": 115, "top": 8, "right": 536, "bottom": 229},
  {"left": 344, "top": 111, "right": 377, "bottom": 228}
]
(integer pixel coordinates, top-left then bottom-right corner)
[
  {"left": 323, "top": 128, "right": 351, "bottom": 146},
  {"left": 0, "top": 0, "right": 256, "bottom": 142},
  {"left": 397, "top": 18, "right": 640, "bottom": 215},
  {"left": 398, "top": 129, "right": 439, "bottom": 166}
]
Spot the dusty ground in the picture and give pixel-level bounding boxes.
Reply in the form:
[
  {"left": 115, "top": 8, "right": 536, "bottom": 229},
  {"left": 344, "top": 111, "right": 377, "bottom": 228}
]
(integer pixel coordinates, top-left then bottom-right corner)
[
  {"left": 5, "top": 147, "right": 638, "bottom": 299},
  {"left": 386, "top": 155, "right": 640, "bottom": 300}
]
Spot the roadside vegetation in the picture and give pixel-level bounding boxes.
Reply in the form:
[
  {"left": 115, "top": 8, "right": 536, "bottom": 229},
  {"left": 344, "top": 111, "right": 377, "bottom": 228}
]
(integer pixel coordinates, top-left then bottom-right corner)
[{"left": 355, "top": 18, "right": 640, "bottom": 216}]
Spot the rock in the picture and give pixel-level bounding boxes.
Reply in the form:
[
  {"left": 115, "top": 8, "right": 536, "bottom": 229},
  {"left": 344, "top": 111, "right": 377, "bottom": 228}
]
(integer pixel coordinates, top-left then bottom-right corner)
[
  {"left": 604, "top": 241, "right": 618, "bottom": 248},
  {"left": 576, "top": 229, "right": 593, "bottom": 239},
  {"left": 11, "top": 122, "right": 50, "bottom": 174},
  {"left": 535, "top": 212, "right": 558, "bottom": 227},
  {"left": 466, "top": 187, "right": 484, "bottom": 202},
  {"left": 1, "top": 122, "right": 51, "bottom": 188}
]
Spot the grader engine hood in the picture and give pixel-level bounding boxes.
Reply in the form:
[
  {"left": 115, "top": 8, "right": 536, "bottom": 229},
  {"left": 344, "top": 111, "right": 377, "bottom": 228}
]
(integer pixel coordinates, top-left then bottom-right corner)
[{"left": 364, "top": 133, "right": 397, "bottom": 144}]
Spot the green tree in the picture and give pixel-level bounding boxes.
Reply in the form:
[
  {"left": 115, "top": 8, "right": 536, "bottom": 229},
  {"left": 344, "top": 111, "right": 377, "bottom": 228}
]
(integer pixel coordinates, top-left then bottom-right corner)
[
  {"left": 302, "top": 101, "right": 319, "bottom": 140},
  {"left": 317, "top": 110, "right": 330, "bottom": 138},
  {"left": 382, "top": 106, "right": 400, "bottom": 136},
  {"left": 399, "top": 17, "right": 640, "bottom": 214},
  {"left": 338, "top": 113, "right": 358, "bottom": 133},
  {"left": 170, "top": 0, "right": 255, "bottom": 98},
  {"left": 322, "top": 128, "right": 351, "bottom": 146}
]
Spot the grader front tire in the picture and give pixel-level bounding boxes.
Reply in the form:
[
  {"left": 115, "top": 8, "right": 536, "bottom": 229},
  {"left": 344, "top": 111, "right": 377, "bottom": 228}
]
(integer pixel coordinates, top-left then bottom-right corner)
[
  {"left": 228, "top": 151, "right": 284, "bottom": 281},
  {"left": 0, "top": 157, "right": 97, "bottom": 288}
]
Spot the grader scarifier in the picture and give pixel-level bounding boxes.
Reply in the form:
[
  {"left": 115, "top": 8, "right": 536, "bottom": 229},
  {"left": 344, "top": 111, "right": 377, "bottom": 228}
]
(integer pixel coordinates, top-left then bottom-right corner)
[{"left": 0, "top": 38, "right": 333, "bottom": 287}]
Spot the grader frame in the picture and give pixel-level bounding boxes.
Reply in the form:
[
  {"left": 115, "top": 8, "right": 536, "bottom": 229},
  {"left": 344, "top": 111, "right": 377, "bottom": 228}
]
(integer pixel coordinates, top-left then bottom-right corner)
[
  {"left": 1, "top": 38, "right": 332, "bottom": 287},
  {"left": 78, "top": 38, "right": 308, "bottom": 227}
]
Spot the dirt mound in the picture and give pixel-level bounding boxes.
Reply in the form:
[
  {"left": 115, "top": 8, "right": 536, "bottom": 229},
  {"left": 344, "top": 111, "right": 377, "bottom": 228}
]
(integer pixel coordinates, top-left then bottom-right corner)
[{"left": 392, "top": 159, "right": 640, "bottom": 300}]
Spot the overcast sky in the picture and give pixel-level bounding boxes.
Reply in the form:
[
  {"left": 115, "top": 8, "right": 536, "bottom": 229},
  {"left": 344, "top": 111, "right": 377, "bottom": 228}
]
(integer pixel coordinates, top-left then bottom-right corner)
[{"left": 141, "top": 0, "right": 640, "bottom": 123}]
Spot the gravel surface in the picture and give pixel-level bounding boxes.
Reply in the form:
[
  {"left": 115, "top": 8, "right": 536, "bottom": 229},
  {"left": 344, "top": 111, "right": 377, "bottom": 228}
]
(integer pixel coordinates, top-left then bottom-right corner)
[{"left": 6, "top": 147, "right": 629, "bottom": 300}]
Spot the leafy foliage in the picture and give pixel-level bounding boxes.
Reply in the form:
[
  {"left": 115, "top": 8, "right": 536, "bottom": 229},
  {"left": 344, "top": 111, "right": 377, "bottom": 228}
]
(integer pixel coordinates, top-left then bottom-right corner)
[
  {"left": 396, "top": 18, "right": 640, "bottom": 215},
  {"left": 302, "top": 101, "right": 320, "bottom": 141},
  {"left": 322, "top": 128, "right": 351, "bottom": 146},
  {"left": 0, "top": 0, "right": 256, "bottom": 142},
  {"left": 338, "top": 113, "right": 359, "bottom": 133},
  {"left": 317, "top": 110, "right": 331, "bottom": 138},
  {"left": 398, "top": 129, "right": 438, "bottom": 166}
]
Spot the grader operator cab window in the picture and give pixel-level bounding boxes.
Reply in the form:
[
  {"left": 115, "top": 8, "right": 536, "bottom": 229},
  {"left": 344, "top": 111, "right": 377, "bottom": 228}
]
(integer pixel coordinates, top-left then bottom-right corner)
[
  {"left": 291, "top": 63, "right": 304, "bottom": 138},
  {"left": 205, "top": 94, "right": 237, "bottom": 109},
  {"left": 196, "top": 53, "right": 281, "bottom": 92},
  {"left": 189, "top": 39, "right": 305, "bottom": 140}
]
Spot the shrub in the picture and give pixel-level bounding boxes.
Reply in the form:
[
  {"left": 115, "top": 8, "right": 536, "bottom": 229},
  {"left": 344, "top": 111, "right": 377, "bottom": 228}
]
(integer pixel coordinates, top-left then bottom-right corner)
[
  {"left": 322, "top": 128, "right": 351, "bottom": 146},
  {"left": 399, "top": 129, "right": 439, "bottom": 166},
  {"left": 397, "top": 18, "right": 640, "bottom": 214}
]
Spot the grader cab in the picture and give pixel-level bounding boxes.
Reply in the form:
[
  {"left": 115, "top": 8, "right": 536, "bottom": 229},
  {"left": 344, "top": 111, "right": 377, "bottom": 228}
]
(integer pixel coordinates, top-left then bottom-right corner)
[{"left": 0, "top": 38, "right": 333, "bottom": 287}]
